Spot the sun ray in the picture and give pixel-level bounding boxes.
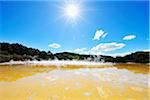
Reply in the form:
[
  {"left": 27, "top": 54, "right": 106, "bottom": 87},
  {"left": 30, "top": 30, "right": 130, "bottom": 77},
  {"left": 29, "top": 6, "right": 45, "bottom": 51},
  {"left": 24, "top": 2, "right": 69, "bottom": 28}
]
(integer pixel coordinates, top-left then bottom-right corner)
[
  {"left": 65, "top": 4, "right": 79, "bottom": 18},
  {"left": 56, "top": 0, "right": 84, "bottom": 24}
]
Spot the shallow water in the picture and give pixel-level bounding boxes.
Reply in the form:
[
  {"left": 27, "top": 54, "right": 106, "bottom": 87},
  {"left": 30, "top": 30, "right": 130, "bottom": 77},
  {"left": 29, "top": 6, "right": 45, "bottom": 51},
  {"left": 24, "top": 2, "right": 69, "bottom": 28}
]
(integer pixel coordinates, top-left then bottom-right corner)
[{"left": 0, "top": 63, "right": 149, "bottom": 100}]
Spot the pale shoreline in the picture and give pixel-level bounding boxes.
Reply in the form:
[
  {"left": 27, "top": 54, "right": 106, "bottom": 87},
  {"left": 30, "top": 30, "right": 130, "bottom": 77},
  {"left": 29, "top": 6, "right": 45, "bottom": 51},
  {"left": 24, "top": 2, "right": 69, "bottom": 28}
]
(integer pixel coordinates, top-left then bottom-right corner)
[
  {"left": 0, "top": 60, "right": 115, "bottom": 66},
  {"left": 0, "top": 60, "right": 149, "bottom": 66}
]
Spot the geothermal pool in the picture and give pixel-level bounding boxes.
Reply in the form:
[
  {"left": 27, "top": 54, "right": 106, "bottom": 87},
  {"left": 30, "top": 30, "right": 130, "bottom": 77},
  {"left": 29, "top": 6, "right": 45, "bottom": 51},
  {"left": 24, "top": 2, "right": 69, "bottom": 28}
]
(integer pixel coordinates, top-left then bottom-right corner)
[{"left": 0, "top": 61, "right": 149, "bottom": 100}]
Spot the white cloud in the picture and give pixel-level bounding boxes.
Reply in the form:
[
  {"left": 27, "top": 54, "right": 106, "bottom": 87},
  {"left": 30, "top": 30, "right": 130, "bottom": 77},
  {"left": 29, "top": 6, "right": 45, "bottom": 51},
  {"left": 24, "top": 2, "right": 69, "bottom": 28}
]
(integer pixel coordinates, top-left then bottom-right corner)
[
  {"left": 72, "top": 42, "right": 125, "bottom": 55},
  {"left": 104, "top": 52, "right": 131, "bottom": 57},
  {"left": 91, "top": 42, "right": 125, "bottom": 52},
  {"left": 142, "top": 49, "right": 150, "bottom": 52},
  {"left": 48, "top": 43, "right": 61, "bottom": 49},
  {"left": 102, "top": 32, "right": 108, "bottom": 38},
  {"left": 123, "top": 35, "right": 136, "bottom": 40},
  {"left": 93, "top": 29, "right": 107, "bottom": 40},
  {"left": 74, "top": 48, "right": 87, "bottom": 53}
]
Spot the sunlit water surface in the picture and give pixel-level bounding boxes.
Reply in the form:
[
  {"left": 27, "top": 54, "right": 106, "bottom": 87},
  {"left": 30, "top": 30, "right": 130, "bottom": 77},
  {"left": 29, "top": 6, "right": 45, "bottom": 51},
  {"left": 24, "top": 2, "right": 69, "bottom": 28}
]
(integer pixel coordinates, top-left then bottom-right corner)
[{"left": 0, "top": 63, "right": 149, "bottom": 100}]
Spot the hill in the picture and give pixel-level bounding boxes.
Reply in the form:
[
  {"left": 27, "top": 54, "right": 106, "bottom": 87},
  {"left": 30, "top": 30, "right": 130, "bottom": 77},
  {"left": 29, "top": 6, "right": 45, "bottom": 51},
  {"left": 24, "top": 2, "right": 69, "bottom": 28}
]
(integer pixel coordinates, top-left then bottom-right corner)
[
  {"left": 0, "top": 42, "right": 54, "bottom": 62},
  {"left": 0, "top": 42, "right": 149, "bottom": 63}
]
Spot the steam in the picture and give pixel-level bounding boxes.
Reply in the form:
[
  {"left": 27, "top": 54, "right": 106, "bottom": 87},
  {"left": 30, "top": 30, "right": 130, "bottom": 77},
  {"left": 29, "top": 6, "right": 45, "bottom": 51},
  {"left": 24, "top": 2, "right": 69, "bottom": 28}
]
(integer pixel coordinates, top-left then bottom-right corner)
[
  {"left": 0, "top": 54, "right": 114, "bottom": 66},
  {"left": 0, "top": 60, "right": 113, "bottom": 66}
]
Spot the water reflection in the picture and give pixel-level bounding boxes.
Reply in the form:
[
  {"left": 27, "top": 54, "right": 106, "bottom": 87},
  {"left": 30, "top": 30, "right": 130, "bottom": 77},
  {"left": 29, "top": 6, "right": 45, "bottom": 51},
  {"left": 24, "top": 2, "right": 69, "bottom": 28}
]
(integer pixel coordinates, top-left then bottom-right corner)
[
  {"left": 0, "top": 64, "right": 149, "bottom": 82},
  {"left": 0, "top": 64, "right": 149, "bottom": 100},
  {"left": 0, "top": 65, "right": 56, "bottom": 82}
]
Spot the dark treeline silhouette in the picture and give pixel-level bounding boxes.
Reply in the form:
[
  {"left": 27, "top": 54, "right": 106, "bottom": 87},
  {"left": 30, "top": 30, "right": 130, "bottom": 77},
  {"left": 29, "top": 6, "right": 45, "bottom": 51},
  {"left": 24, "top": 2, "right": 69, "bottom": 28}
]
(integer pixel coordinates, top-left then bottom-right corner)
[
  {"left": 0, "top": 42, "right": 54, "bottom": 62},
  {"left": 0, "top": 42, "right": 149, "bottom": 63},
  {"left": 114, "top": 52, "right": 149, "bottom": 63}
]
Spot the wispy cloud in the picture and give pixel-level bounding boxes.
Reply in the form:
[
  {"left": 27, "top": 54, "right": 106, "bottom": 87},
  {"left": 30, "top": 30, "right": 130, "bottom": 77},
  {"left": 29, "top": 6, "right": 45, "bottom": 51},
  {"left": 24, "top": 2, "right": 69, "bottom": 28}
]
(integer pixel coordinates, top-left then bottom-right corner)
[
  {"left": 74, "top": 48, "right": 87, "bottom": 53},
  {"left": 123, "top": 35, "right": 136, "bottom": 40},
  {"left": 48, "top": 43, "right": 61, "bottom": 49},
  {"left": 72, "top": 42, "right": 125, "bottom": 55},
  {"left": 104, "top": 52, "right": 131, "bottom": 57},
  {"left": 142, "top": 49, "right": 150, "bottom": 52},
  {"left": 93, "top": 29, "right": 107, "bottom": 40},
  {"left": 91, "top": 42, "right": 125, "bottom": 52}
]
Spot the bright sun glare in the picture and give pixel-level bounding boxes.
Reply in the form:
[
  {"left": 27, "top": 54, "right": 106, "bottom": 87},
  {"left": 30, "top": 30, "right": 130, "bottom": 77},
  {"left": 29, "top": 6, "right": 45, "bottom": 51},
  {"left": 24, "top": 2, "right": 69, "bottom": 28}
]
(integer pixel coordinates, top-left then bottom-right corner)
[
  {"left": 65, "top": 4, "right": 79, "bottom": 18},
  {"left": 60, "top": 1, "right": 85, "bottom": 23}
]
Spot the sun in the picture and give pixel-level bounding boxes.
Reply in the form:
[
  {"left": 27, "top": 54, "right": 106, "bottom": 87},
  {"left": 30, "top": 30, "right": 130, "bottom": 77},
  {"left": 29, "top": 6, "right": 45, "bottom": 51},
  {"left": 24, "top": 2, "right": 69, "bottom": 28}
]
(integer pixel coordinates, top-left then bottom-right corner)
[
  {"left": 58, "top": 1, "right": 86, "bottom": 24},
  {"left": 65, "top": 4, "right": 79, "bottom": 18}
]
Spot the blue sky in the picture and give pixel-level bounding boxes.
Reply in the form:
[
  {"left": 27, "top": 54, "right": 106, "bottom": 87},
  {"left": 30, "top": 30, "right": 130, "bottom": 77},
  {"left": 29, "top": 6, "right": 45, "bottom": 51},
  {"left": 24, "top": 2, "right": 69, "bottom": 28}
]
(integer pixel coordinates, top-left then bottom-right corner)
[{"left": 1, "top": 0, "right": 149, "bottom": 56}]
